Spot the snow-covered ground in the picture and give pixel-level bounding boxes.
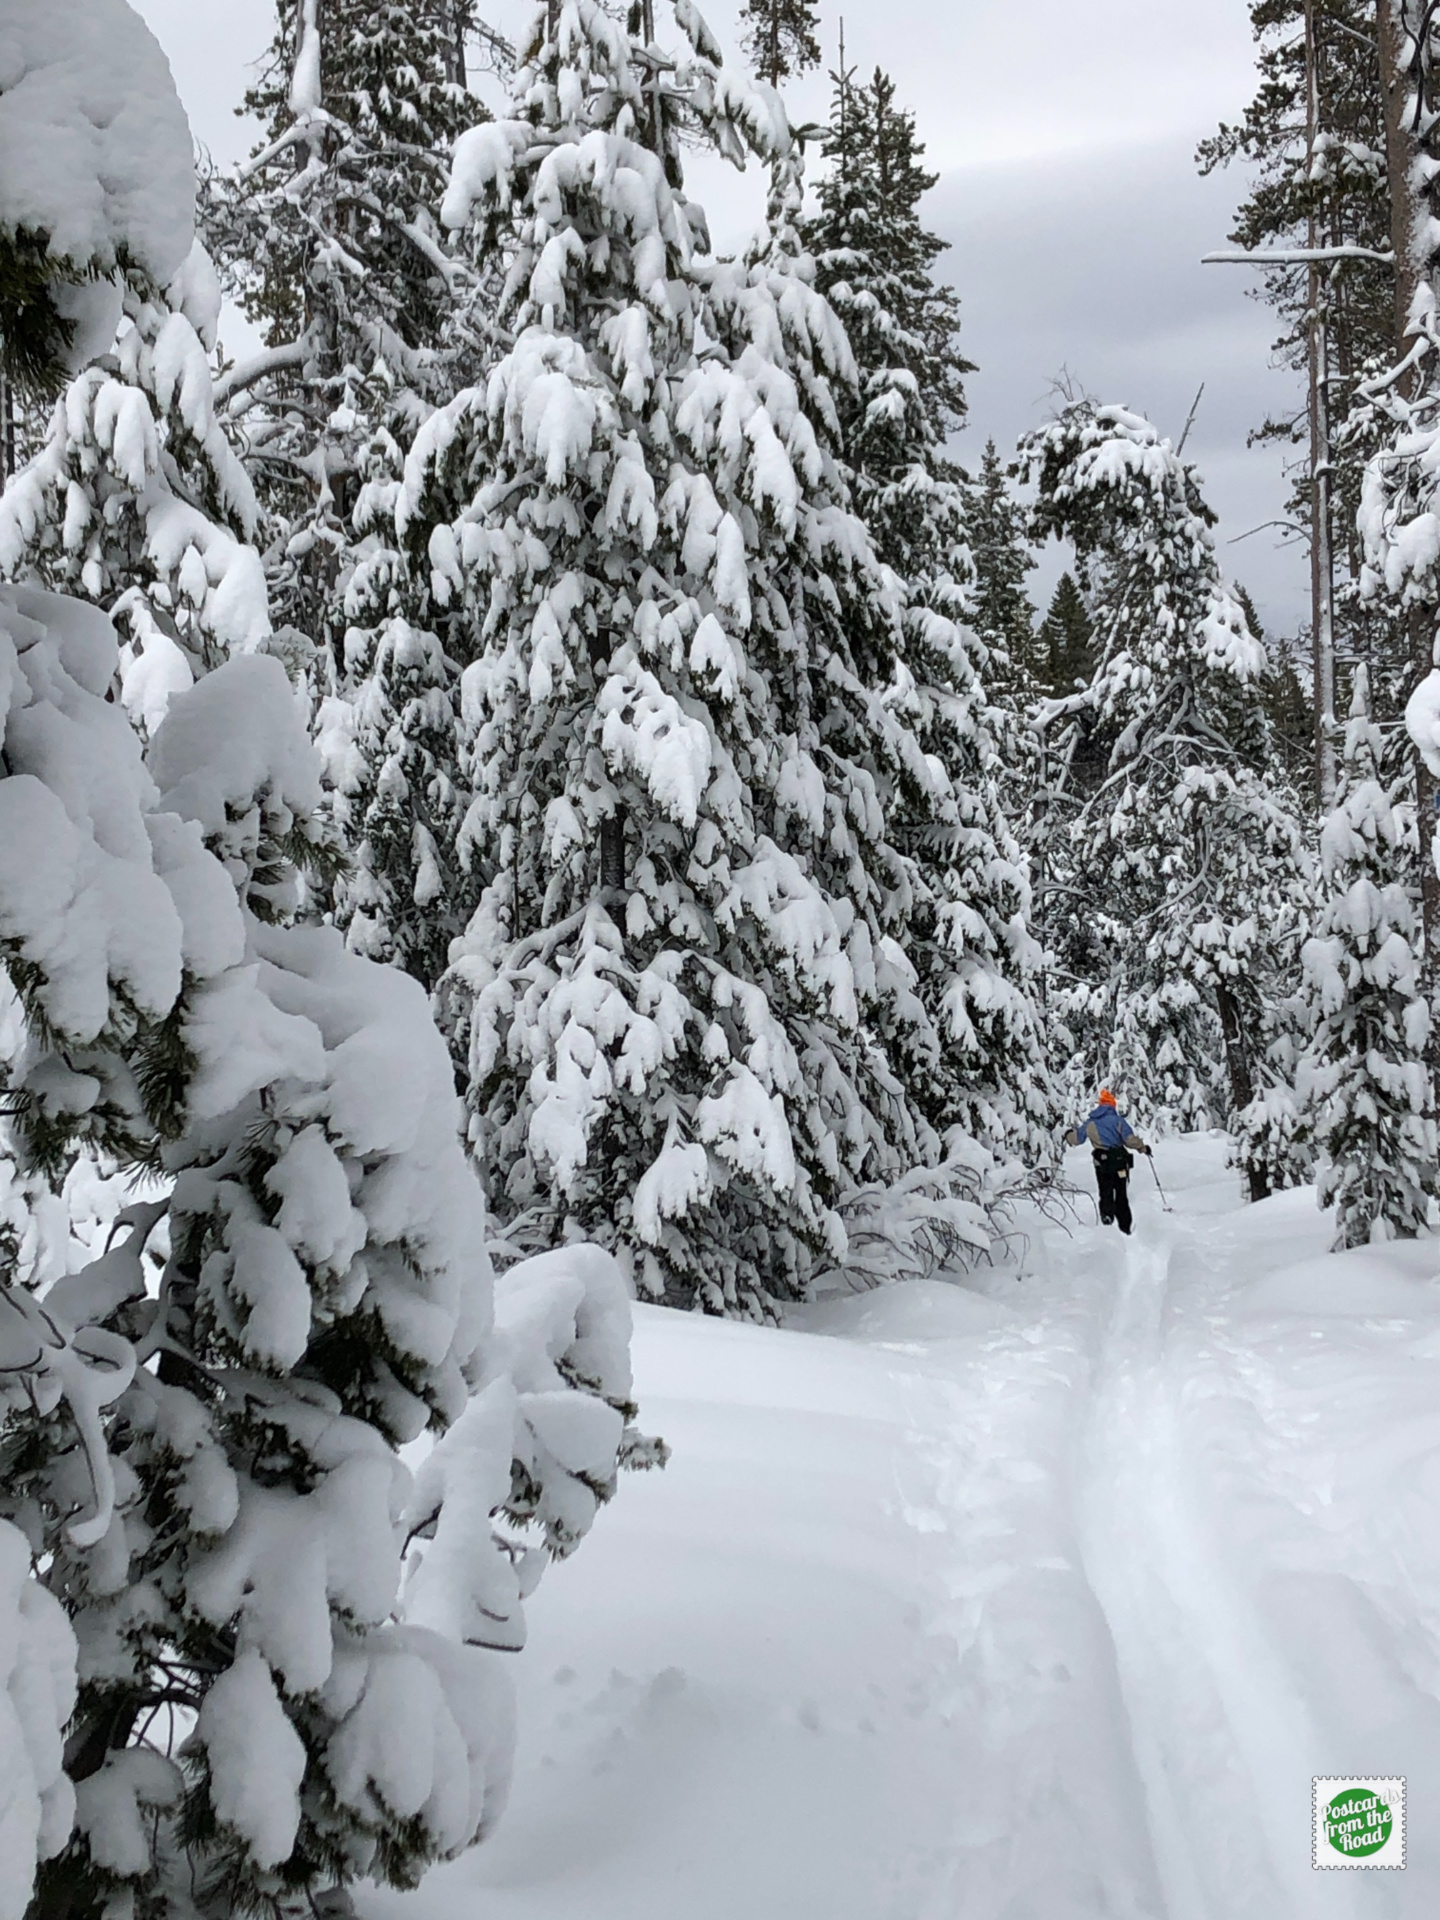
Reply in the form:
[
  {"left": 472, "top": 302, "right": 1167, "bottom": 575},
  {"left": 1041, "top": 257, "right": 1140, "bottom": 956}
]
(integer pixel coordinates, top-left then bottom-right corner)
[{"left": 365, "top": 1134, "right": 1440, "bottom": 1918}]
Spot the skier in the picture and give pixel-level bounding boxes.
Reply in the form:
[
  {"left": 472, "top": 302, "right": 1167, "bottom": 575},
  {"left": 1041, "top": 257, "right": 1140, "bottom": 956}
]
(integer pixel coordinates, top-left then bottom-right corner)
[{"left": 1065, "top": 1089, "right": 1151, "bottom": 1234}]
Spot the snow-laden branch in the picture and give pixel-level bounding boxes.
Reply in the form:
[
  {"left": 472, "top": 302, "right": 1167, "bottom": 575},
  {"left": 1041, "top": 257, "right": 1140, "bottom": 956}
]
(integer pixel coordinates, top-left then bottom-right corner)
[
  {"left": 214, "top": 340, "right": 309, "bottom": 407},
  {"left": 1201, "top": 245, "right": 1395, "bottom": 266},
  {"left": 290, "top": 0, "right": 322, "bottom": 118},
  {"left": 332, "top": 190, "right": 461, "bottom": 288}
]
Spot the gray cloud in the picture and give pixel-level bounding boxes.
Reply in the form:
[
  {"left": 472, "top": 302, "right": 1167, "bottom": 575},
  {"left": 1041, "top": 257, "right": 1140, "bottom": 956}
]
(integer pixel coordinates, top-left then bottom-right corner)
[
  {"left": 132, "top": 0, "right": 1308, "bottom": 631},
  {"left": 934, "top": 144, "right": 1308, "bottom": 634}
]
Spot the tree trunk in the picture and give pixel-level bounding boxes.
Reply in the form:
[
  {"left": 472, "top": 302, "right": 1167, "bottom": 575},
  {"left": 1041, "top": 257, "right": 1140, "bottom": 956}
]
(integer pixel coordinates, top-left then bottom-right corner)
[
  {"left": 599, "top": 812, "right": 627, "bottom": 899},
  {"left": 1304, "top": 0, "right": 1338, "bottom": 808},
  {"left": 1375, "top": 0, "right": 1424, "bottom": 366},
  {"left": 1307, "top": 270, "right": 1337, "bottom": 807},
  {"left": 447, "top": 0, "right": 469, "bottom": 88},
  {"left": 1376, "top": 0, "right": 1440, "bottom": 1052},
  {"left": 0, "top": 366, "right": 13, "bottom": 484},
  {"left": 1215, "top": 982, "right": 1269, "bottom": 1201}
]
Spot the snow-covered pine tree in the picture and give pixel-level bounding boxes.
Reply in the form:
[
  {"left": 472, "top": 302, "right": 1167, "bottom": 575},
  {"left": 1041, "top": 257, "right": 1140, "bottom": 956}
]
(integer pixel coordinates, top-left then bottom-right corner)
[
  {"left": 0, "top": 624, "right": 644, "bottom": 1920},
  {"left": 804, "top": 59, "right": 972, "bottom": 603},
  {"left": 954, "top": 442, "right": 1049, "bottom": 1007},
  {"left": 964, "top": 439, "right": 1038, "bottom": 696},
  {"left": 0, "top": 19, "right": 647, "bottom": 1917},
  {"left": 201, "top": 1, "right": 493, "bottom": 977},
  {"left": 878, "top": 601, "right": 1054, "bottom": 1169},
  {"left": 311, "top": 387, "right": 475, "bottom": 984},
  {"left": 0, "top": 14, "right": 200, "bottom": 1891},
  {"left": 1235, "top": 583, "right": 1315, "bottom": 802},
  {"left": 0, "top": 0, "right": 268, "bottom": 724},
  {"left": 1297, "top": 666, "right": 1437, "bottom": 1244},
  {"left": 1026, "top": 402, "right": 1312, "bottom": 1186},
  {"left": 400, "top": 0, "right": 998, "bottom": 1314},
  {"left": 202, "top": 0, "right": 488, "bottom": 649},
  {"left": 1199, "top": 0, "right": 1400, "bottom": 726},
  {"left": 800, "top": 60, "right": 1052, "bottom": 1168}
]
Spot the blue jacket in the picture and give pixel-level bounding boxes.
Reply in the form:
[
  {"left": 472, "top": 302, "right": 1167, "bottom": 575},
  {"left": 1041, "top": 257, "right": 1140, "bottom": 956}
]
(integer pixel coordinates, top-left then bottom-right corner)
[{"left": 1070, "top": 1104, "right": 1142, "bottom": 1151}]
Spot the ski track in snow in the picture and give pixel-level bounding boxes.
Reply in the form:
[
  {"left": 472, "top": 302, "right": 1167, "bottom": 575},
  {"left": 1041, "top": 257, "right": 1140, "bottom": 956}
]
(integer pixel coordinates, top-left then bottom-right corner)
[
  {"left": 365, "top": 1135, "right": 1440, "bottom": 1920},
  {"left": 1073, "top": 1224, "right": 1324, "bottom": 1920},
  {"left": 917, "top": 1146, "right": 1434, "bottom": 1918}
]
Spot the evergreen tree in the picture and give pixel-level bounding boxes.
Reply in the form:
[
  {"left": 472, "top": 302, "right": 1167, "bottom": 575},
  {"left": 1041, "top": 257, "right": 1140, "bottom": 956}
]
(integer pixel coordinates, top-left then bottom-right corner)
[
  {"left": 1036, "top": 571, "right": 1094, "bottom": 698},
  {"left": 801, "top": 61, "right": 1051, "bottom": 1167},
  {"left": 1297, "top": 667, "right": 1438, "bottom": 1245},
  {"left": 965, "top": 439, "right": 1037, "bottom": 691},
  {"left": 805, "top": 60, "right": 972, "bottom": 597},
  {"left": 1235, "top": 583, "right": 1315, "bottom": 804},
  {"left": 0, "top": 27, "right": 650, "bottom": 1916},
  {"left": 401, "top": 0, "right": 1006, "bottom": 1317},
  {"left": 0, "top": 632, "right": 644, "bottom": 1920},
  {"left": 738, "top": 0, "right": 820, "bottom": 87},
  {"left": 215, "top": 2, "right": 479, "bottom": 361},
  {"left": 201, "top": 0, "right": 491, "bottom": 978},
  {"left": 311, "top": 383, "right": 474, "bottom": 985},
  {"left": 881, "top": 607, "right": 1055, "bottom": 1168},
  {"left": 1026, "top": 402, "right": 1313, "bottom": 1184},
  {"left": 203, "top": 0, "right": 487, "bottom": 645}
]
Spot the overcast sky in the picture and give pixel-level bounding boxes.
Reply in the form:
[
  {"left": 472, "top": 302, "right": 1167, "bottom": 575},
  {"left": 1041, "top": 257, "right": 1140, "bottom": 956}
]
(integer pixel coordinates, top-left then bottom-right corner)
[{"left": 132, "top": 0, "right": 1307, "bottom": 634}]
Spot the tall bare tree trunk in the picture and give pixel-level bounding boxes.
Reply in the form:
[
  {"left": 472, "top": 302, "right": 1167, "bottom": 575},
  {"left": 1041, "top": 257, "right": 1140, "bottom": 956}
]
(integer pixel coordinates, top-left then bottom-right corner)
[
  {"left": 1376, "top": 0, "right": 1440, "bottom": 1019},
  {"left": 1305, "top": 0, "right": 1339, "bottom": 808}
]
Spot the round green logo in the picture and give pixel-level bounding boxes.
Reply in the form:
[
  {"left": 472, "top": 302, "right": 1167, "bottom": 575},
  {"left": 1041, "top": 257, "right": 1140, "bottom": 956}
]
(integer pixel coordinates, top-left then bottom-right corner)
[{"left": 1325, "top": 1788, "right": 1392, "bottom": 1859}]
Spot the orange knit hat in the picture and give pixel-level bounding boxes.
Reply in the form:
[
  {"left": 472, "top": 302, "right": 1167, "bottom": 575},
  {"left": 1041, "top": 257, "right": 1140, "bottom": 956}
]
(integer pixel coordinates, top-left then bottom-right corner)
[{"left": 1098, "top": 1088, "right": 1117, "bottom": 1107}]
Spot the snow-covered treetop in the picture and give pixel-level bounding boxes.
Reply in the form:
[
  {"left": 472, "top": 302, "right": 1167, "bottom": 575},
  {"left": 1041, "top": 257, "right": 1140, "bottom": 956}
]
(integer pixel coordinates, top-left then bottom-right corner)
[
  {"left": 1025, "top": 401, "right": 1266, "bottom": 737},
  {"left": 1320, "top": 662, "right": 1392, "bottom": 881},
  {"left": 0, "top": 0, "right": 194, "bottom": 283},
  {"left": 441, "top": 0, "right": 790, "bottom": 249}
]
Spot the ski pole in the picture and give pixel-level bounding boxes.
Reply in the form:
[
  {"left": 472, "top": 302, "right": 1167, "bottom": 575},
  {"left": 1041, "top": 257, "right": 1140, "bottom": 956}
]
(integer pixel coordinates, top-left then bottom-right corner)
[{"left": 1146, "top": 1151, "right": 1173, "bottom": 1213}]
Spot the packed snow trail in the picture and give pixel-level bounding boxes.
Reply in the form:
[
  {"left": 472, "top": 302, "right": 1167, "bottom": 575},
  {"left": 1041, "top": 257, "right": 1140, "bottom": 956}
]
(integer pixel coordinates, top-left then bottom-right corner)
[
  {"left": 1072, "top": 1224, "right": 1332, "bottom": 1918},
  {"left": 363, "top": 1136, "right": 1440, "bottom": 1920}
]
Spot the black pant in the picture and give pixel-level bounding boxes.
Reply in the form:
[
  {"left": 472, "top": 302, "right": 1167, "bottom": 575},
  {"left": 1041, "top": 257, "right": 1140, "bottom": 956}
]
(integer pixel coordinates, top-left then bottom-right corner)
[{"left": 1094, "top": 1150, "right": 1133, "bottom": 1233}]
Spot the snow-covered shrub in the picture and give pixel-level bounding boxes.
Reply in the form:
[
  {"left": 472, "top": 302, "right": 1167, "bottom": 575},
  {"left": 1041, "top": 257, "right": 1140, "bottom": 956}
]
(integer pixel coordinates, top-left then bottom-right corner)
[{"left": 815, "top": 1144, "right": 996, "bottom": 1291}]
